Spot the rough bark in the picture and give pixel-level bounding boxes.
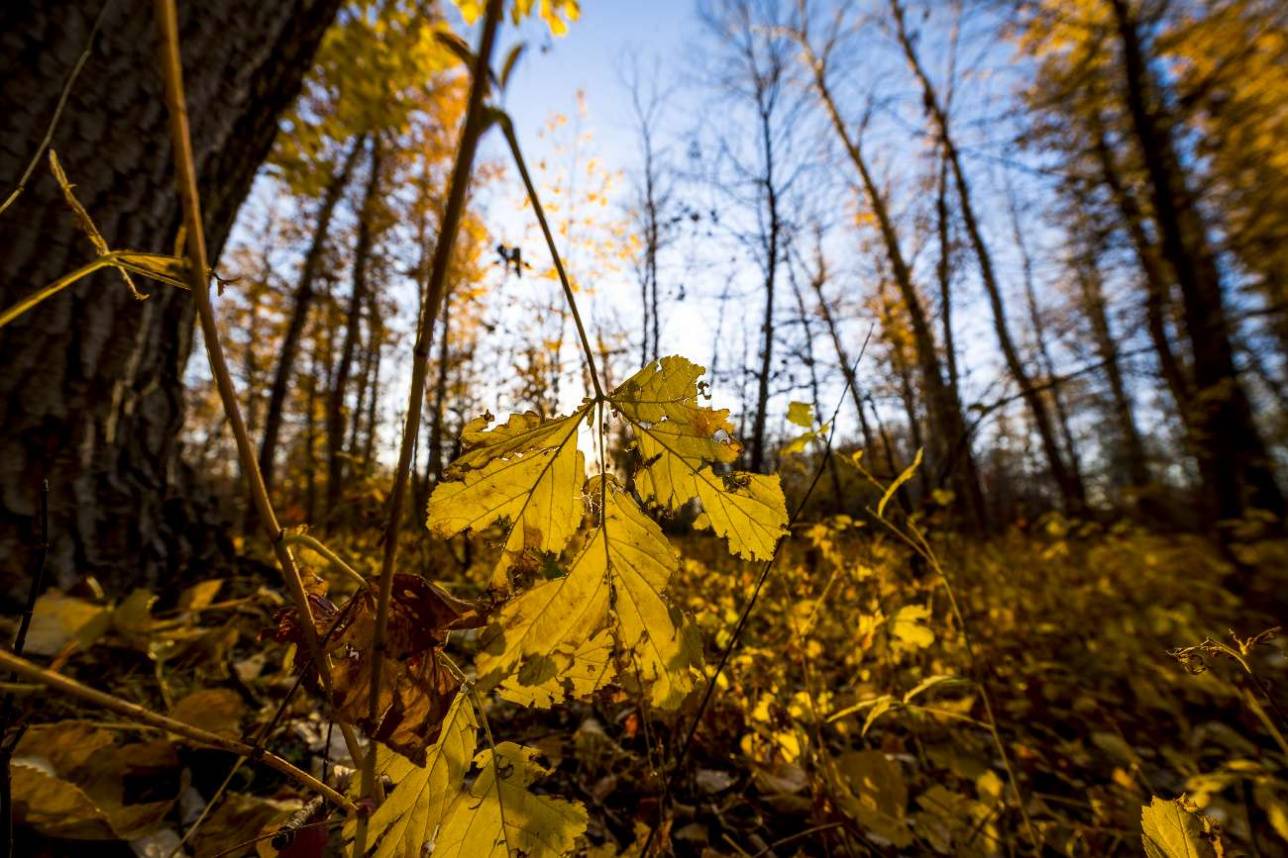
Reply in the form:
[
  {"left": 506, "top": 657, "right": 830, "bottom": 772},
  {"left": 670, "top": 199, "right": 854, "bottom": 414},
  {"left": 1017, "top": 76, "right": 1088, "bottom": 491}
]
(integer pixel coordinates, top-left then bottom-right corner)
[{"left": 0, "top": 0, "right": 341, "bottom": 595}]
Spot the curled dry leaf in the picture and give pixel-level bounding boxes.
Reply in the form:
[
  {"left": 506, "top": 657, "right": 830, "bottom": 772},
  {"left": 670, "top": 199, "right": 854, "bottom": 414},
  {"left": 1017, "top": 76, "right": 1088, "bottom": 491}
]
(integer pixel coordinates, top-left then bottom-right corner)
[{"left": 273, "top": 574, "right": 488, "bottom": 764}]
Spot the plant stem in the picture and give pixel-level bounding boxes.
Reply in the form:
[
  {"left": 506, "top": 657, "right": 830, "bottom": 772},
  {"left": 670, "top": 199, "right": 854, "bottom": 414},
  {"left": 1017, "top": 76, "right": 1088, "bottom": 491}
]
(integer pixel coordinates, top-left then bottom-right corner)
[
  {"left": 150, "top": 0, "right": 363, "bottom": 767},
  {"left": 0, "top": 649, "right": 354, "bottom": 811},
  {"left": 496, "top": 111, "right": 604, "bottom": 399},
  {"left": 284, "top": 533, "right": 368, "bottom": 589},
  {"left": 357, "top": 2, "right": 504, "bottom": 854}
]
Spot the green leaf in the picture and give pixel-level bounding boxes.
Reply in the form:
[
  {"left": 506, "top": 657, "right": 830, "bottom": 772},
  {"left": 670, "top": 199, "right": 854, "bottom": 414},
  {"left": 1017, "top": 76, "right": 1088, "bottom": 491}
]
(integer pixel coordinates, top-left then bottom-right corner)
[
  {"left": 434, "top": 742, "right": 588, "bottom": 858},
  {"left": 1141, "top": 796, "right": 1218, "bottom": 858},
  {"left": 877, "top": 447, "right": 923, "bottom": 518}
]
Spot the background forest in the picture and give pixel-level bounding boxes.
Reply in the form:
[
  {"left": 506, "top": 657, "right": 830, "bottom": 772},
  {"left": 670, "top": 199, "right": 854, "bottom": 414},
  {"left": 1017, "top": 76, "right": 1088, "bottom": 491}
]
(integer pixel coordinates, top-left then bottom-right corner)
[{"left": 0, "top": 0, "right": 1285, "bottom": 856}]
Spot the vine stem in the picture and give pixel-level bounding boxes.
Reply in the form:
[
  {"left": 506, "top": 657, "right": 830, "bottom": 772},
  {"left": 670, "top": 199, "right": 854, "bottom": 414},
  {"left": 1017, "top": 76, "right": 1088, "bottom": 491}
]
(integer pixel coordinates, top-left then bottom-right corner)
[
  {"left": 496, "top": 111, "right": 604, "bottom": 399},
  {"left": 0, "top": 649, "right": 354, "bottom": 812},
  {"left": 357, "top": 2, "right": 504, "bottom": 855},
  {"left": 150, "top": 0, "right": 363, "bottom": 767}
]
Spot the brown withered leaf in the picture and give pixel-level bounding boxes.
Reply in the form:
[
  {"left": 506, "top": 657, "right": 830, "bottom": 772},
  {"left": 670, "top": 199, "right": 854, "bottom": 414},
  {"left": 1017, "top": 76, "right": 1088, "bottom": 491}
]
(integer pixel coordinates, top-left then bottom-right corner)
[{"left": 274, "top": 575, "right": 489, "bottom": 765}]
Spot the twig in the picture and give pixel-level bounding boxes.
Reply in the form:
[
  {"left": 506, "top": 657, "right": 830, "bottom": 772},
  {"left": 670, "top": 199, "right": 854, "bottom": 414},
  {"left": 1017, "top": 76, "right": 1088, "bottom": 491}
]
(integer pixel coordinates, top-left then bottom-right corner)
[
  {"left": 283, "top": 533, "right": 368, "bottom": 589},
  {"left": 358, "top": 2, "right": 504, "bottom": 854},
  {"left": 0, "top": 649, "right": 354, "bottom": 812},
  {"left": 149, "top": 0, "right": 363, "bottom": 767},
  {"left": 0, "top": 0, "right": 113, "bottom": 218}
]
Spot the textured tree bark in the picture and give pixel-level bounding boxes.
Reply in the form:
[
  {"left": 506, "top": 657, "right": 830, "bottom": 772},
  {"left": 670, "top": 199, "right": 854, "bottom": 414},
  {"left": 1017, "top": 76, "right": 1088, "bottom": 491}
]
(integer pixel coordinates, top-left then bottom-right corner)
[{"left": 0, "top": 0, "right": 341, "bottom": 596}]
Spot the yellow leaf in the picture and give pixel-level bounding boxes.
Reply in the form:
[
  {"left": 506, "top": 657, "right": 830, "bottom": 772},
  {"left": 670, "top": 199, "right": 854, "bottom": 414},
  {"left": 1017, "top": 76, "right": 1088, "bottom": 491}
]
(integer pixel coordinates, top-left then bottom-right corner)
[
  {"left": 434, "top": 742, "right": 588, "bottom": 858},
  {"left": 25, "top": 592, "right": 112, "bottom": 656},
  {"left": 889, "top": 604, "right": 934, "bottom": 651},
  {"left": 345, "top": 693, "right": 478, "bottom": 858},
  {"left": 832, "top": 750, "right": 912, "bottom": 847},
  {"left": 786, "top": 401, "right": 814, "bottom": 428},
  {"left": 1141, "top": 796, "right": 1219, "bottom": 858},
  {"left": 878, "top": 447, "right": 922, "bottom": 518},
  {"left": 615, "top": 357, "right": 787, "bottom": 560},
  {"left": 428, "top": 407, "right": 589, "bottom": 584}
]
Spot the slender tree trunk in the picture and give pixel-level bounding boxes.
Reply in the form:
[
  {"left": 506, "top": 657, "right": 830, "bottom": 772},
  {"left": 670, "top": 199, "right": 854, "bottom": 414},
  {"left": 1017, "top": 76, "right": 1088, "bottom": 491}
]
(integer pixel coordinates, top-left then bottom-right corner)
[
  {"left": 749, "top": 105, "right": 780, "bottom": 474},
  {"left": 257, "top": 135, "right": 362, "bottom": 493},
  {"left": 326, "top": 138, "right": 382, "bottom": 516},
  {"left": 427, "top": 285, "right": 454, "bottom": 486},
  {"left": 890, "top": 0, "right": 1084, "bottom": 514},
  {"left": 1090, "top": 122, "right": 1194, "bottom": 416},
  {"left": 933, "top": 150, "right": 988, "bottom": 528},
  {"left": 0, "top": 0, "right": 341, "bottom": 593},
  {"left": 806, "top": 51, "right": 984, "bottom": 527},
  {"left": 1109, "top": 0, "right": 1284, "bottom": 525},
  {"left": 360, "top": 317, "right": 381, "bottom": 474},
  {"left": 1075, "top": 248, "right": 1150, "bottom": 489},
  {"left": 789, "top": 259, "right": 844, "bottom": 512}
]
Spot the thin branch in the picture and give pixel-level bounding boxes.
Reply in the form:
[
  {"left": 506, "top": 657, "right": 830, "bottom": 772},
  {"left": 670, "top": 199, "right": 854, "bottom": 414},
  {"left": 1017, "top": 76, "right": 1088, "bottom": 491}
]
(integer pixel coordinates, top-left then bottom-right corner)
[
  {"left": 0, "top": 649, "right": 354, "bottom": 811},
  {"left": 496, "top": 111, "right": 604, "bottom": 399},
  {"left": 150, "top": 0, "right": 364, "bottom": 766},
  {"left": 359, "top": 2, "right": 504, "bottom": 854}
]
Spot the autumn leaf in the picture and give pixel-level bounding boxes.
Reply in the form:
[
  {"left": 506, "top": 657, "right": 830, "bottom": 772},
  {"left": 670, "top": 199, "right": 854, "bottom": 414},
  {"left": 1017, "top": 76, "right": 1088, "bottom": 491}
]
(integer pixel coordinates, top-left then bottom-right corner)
[
  {"left": 1141, "top": 796, "right": 1220, "bottom": 858},
  {"left": 428, "top": 407, "right": 589, "bottom": 585},
  {"left": 477, "top": 478, "right": 699, "bottom": 709},
  {"left": 344, "top": 692, "right": 478, "bottom": 858},
  {"left": 434, "top": 741, "right": 588, "bottom": 858},
  {"left": 613, "top": 356, "right": 788, "bottom": 560},
  {"left": 831, "top": 750, "right": 913, "bottom": 847}
]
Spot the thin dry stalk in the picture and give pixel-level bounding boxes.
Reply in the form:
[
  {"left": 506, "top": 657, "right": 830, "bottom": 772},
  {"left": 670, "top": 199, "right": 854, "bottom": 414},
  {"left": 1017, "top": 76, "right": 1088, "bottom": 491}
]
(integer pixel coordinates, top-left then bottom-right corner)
[
  {"left": 149, "top": 0, "right": 363, "bottom": 765},
  {"left": 357, "top": 2, "right": 504, "bottom": 853},
  {"left": 0, "top": 649, "right": 354, "bottom": 811}
]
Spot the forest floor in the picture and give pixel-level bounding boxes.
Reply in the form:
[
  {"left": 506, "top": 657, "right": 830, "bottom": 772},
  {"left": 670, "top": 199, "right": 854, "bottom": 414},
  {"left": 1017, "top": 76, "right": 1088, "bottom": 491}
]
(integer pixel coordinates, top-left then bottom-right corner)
[{"left": 5, "top": 516, "right": 1286, "bottom": 856}]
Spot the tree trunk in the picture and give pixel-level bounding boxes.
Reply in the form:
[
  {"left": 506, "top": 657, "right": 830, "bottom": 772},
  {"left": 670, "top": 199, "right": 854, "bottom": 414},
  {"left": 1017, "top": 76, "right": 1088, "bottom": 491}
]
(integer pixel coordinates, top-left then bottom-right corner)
[
  {"left": 326, "top": 138, "right": 382, "bottom": 517},
  {"left": 0, "top": 0, "right": 341, "bottom": 595},
  {"left": 427, "top": 285, "right": 455, "bottom": 488},
  {"left": 890, "top": 0, "right": 1085, "bottom": 515},
  {"left": 1075, "top": 248, "right": 1150, "bottom": 489},
  {"left": 1109, "top": 0, "right": 1284, "bottom": 525},
  {"left": 748, "top": 105, "right": 780, "bottom": 475},
  {"left": 806, "top": 49, "right": 985, "bottom": 528},
  {"left": 257, "top": 134, "right": 362, "bottom": 494}
]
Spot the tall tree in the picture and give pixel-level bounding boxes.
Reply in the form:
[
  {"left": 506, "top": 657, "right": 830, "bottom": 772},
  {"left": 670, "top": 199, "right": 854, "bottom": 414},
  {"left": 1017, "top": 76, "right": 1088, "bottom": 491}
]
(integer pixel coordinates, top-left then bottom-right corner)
[
  {"left": 698, "top": 0, "right": 804, "bottom": 474},
  {"left": 1106, "top": 0, "right": 1284, "bottom": 525},
  {"left": 889, "top": 0, "right": 1086, "bottom": 514},
  {"left": 0, "top": 0, "right": 341, "bottom": 593}
]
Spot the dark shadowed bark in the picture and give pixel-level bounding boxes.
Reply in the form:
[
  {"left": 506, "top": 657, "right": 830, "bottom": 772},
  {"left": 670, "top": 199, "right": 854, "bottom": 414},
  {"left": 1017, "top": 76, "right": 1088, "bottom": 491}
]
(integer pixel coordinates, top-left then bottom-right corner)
[{"left": 0, "top": 0, "right": 342, "bottom": 595}]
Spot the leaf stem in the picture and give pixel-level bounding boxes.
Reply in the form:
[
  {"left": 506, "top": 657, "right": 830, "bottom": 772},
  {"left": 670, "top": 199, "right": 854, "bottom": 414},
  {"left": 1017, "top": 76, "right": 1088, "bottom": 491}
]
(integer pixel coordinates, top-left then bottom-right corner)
[{"left": 495, "top": 110, "right": 605, "bottom": 400}]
